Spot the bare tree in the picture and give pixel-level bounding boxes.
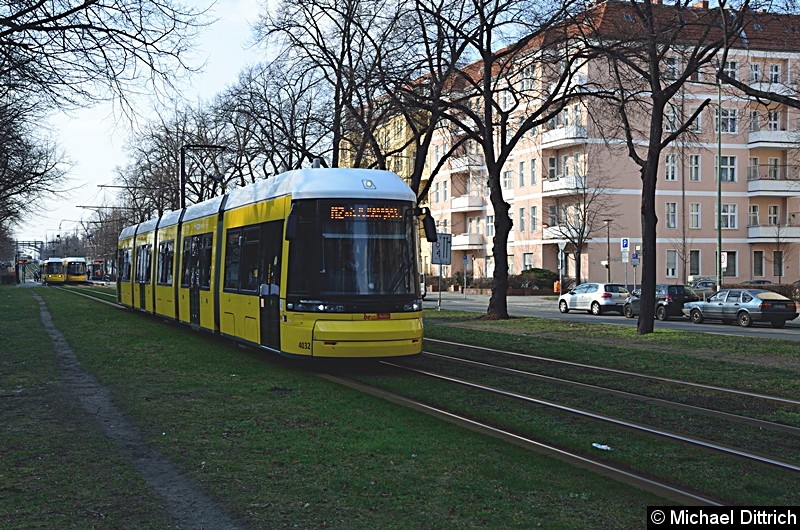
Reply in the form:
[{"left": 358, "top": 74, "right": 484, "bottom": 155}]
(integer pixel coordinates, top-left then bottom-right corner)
[
  {"left": 765, "top": 222, "right": 797, "bottom": 284},
  {"left": 576, "top": 0, "right": 745, "bottom": 334},
  {"left": 0, "top": 94, "right": 69, "bottom": 226},
  {"left": 0, "top": 0, "right": 209, "bottom": 114},
  {"left": 425, "top": 0, "right": 591, "bottom": 319}
]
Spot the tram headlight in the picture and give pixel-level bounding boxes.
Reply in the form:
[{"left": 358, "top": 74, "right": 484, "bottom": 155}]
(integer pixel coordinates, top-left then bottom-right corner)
[
  {"left": 403, "top": 299, "right": 422, "bottom": 312},
  {"left": 292, "top": 301, "right": 346, "bottom": 313}
]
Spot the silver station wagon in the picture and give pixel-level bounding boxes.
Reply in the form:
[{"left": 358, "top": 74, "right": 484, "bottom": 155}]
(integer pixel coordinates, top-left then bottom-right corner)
[
  {"left": 682, "top": 289, "right": 798, "bottom": 328},
  {"left": 558, "top": 282, "right": 629, "bottom": 315}
]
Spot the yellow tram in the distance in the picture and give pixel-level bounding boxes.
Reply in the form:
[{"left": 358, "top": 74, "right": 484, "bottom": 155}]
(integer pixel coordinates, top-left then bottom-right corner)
[{"left": 118, "top": 167, "right": 436, "bottom": 360}]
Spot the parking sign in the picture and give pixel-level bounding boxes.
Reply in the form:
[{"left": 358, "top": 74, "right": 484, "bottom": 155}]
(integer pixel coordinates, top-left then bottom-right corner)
[{"left": 621, "top": 237, "right": 629, "bottom": 251}]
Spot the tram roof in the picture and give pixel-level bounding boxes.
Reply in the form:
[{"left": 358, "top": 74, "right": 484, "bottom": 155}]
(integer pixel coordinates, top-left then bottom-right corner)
[{"left": 119, "top": 168, "right": 415, "bottom": 239}]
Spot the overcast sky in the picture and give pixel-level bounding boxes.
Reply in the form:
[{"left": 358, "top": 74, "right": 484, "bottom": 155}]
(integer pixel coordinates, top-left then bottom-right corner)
[{"left": 14, "top": 0, "right": 264, "bottom": 245}]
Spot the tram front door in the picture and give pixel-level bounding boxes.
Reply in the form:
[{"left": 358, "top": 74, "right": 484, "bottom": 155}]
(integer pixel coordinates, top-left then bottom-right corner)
[{"left": 259, "top": 221, "right": 283, "bottom": 350}]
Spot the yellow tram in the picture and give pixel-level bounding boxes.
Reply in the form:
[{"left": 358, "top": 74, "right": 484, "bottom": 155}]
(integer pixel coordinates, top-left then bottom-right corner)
[
  {"left": 63, "top": 257, "right": 88, "bottom": 283},
  {"left": 43, "top": 258, "right": 65, "bottom": 284},
  {"left": 118, "top": 167, "right": 435, "bottom": 359}
]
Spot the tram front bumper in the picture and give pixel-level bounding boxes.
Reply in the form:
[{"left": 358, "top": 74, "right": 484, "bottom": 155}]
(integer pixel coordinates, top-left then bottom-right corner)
[{"left": 312, "top": 317, "right": 423, "bottom": 358}]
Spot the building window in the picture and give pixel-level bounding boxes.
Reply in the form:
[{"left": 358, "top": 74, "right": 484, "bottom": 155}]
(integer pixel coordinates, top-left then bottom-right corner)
[
  {"left": 523, "top": 253, "right": 534, "bottom": 270},
  {"left": 750, "top": 63, "right": 761, "bottom": 82},
  {"left": 548, "top": 157, "right": 558, "bottom": 179},
  {"left": 750, "top": 110, "right": 761, "bottom": 132},
  {"left": 716, "top": 108, "right": 738, "bottom": 133},
  {"left": 718, "top": 204, "right": 738, "bottom": 229},
  {"left": 690, "top": 203, "right": 701, "bottom": 229},
  {"left": 665, "top": 57, "right": 678, "bottom": 80},
  {"left": 723, "top": 60, "right": 738, "bottom": 81},
  {"left": 749, "top": 204, "right": 759, "bottom": 227},
  {"left": 434, "top": 182, "right": 439, "bottom": 202},
  {"left": 518, "top": 161, "right": 525, "bottom": 187},
  {"left": 768, "top": 204, "right": 779, "bottom": 225},
  {"left": 717, "top": 156, "right": 737, "bottom": 182},
  {"left": 767, "top": 110, "right": 780, "bottom": 131},
  {"left": 768, "top": 158, "right": 780, "bottom": 179},
  {"left": 486, "top": 215, "right": 494, "bottom": 236},
  {"left": 723, "top": 251, "right": 737, "bottom": 277},
  {"left": 519, "top": 208, "right": 525, "bottom": 232},
  {"left": 753, "top": 250, "right": 764, "bottom": 277},
  {"left": 769, "top": 63, "right": 781, "bottom": 83},
  {"left": 548, "top": 204, "right": 558, "bottom": 226},
  {"left": 665, "top": 104, "right": 677, "bottom": 132},
  {"left": 443, "top": 180, "right": 448, "bottom": 201},
  {"left": 773, "top": 250, "right": 784, "bottom": 276},
  {"left": 689, "top": 108, "right": 702, "bottom": 132},
  {"left": 520, "top": 65, "right": 536, "bottom": 91},
  {"left": 748, "top": 157, "right": 759, "bottom": 179},
  {"left": 689, "top": 154, "right": 701, "bottom": 181},
  {"left": 666, "top": 250, "right": 678, "bottom": 277},
  {"left": 665, "top": 202, "right": 677, "bottom": 229},
  {"left": 529, "top": 158, "right": 537, "bottom": 185},
  {"left": 561, "top": 155, "right": 571, "bottom": 177},
  {"left": 530, "top": 206, "right": 538, "bottom": 231},
  {"left": 502, "top": 170, "right": 513, "bottom": 190},
  {"left": 689, "top": 250, "right": 700, "bottom": 276},
  {"left": 665, "top": 153, "right": 677, "bottom": 181}
]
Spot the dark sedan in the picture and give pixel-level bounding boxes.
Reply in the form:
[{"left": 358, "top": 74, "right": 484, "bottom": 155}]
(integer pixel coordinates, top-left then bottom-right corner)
[
  {"left": 681, "top": 289, "right": 798, "bottom": 328},
  {"left": 623, "top": 284, "right": 699, "bottom": 321}
]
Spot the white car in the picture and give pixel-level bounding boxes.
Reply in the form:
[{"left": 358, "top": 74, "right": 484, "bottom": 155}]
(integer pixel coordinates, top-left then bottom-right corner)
[{"left": 558, "top": 282, "right": 629, "bottom": 315}]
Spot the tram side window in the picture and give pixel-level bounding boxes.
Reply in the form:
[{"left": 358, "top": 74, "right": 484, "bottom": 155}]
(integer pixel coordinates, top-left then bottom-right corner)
[
  {"left": 223, "top": 229, "right": 241, "bottom": 290},
  {"left": 135, "top": 244, "right": 152, "bottom": 283},
  {"left": 120, "top": 249, "right": 132, "bottom": 281},
  {"left": 181, "top": 233, "right": 213, "bottom": 289},
  {"left": 157, "top": 240, "right": 174, "bottom": 285},
  {"left": 240, "top": 227, "right": 260, "bottom": 292}
]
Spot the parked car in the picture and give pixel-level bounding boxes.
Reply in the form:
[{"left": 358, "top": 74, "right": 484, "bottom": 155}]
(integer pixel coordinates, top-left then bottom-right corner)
[
  {"left": 558, "top": 282, "right": 629, "bottom": 315},
  {"left": 623, "top": 284, "right": 700, "bottom": 320},
  {"left": 742, "top": 280, "right": 773, "bottom": 285},
  {"left": 690, "top": 279, "right": 717, "bottom": 298},
  {"left": 681, "top": 289, "right": 798, "bottom": 328}
]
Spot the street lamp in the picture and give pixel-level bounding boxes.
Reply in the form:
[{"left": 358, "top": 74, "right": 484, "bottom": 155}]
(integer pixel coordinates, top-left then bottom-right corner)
[{"left": 604, "top": 218, "right": 612, "bottom": 283}]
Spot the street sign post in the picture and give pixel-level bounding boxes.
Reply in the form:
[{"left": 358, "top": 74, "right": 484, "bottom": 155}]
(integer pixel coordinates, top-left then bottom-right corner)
[{"left": 432, "top": 233, "right": 452, "bottom": 310}]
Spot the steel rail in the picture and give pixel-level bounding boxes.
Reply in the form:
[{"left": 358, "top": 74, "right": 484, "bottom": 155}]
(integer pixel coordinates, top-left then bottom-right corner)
[
  {"left": 384, "top": 361, "right": 800, "bottom": 474},
  {"left": 421, "top": 350, "right": 800, "bottom": 436},
  {"left": 425, "top": 338, "right": 800, "bottom": 406},
  {"left": 321, "top": 372, "right": 723, "bottom": 507}
]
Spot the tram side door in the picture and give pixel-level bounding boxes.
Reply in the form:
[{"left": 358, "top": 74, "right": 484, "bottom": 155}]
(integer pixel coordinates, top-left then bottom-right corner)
[{"left": 259, "top": 221, "right": 283, "bottom": 349}]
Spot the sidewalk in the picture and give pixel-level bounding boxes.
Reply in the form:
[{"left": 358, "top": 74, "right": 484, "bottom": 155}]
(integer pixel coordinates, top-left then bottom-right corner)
[{"left": 423, "top": 289, "right": 555, "bottom": 307}]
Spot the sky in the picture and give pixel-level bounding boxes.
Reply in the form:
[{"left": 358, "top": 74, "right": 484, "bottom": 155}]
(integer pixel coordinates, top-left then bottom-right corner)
[{"left": 13, "top": 0, "right": 265, "bottom": 247}]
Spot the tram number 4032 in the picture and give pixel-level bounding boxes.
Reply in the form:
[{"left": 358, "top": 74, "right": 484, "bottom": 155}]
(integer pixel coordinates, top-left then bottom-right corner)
[{"left": 298, "top": 341, "right": 312, "bottom": 350}]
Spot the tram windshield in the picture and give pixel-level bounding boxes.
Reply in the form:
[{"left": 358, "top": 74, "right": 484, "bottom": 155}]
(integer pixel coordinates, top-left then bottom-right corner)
[
  {"left": 66, "top": 261, "right": 86, "bottom": 275},
  {"left": 45, "top": 261, "right": 63, "bottom": 274},
  {"left": 287, "top": 200, "right": 419, "bottom": 298}
]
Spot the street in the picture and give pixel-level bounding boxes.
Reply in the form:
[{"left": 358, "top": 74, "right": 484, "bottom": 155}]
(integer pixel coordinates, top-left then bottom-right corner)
[{"left": 423, "top": 291, "right": 800, "bottom": 341}]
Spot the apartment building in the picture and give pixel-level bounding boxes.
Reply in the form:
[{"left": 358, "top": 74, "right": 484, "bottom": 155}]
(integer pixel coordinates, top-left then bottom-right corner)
[{"left": 425, "top": 2, "right": 800, "bottom": 286}]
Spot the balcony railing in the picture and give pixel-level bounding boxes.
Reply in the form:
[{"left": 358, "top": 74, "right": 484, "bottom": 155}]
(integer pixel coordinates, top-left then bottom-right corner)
[
  {"left": 747, "top": 128, "right": 797, "bottom": 147},
  {"left": 450, "top": 194, "right": 485, "bottom": 211},
  {"left": 542, "top": 174, "right": 587, "bottom": 194},
  {"left": 452, "top": 233, "right": 485, "bottom": 249},
  {"left": 541, "top": 125, "right": 588, "bottom": 148},
  {"left": 747, "top": 222, "right": 800, "bottom": 241},
  {"left": 746, "top": 166, "right": 800, "bottom": 195}
]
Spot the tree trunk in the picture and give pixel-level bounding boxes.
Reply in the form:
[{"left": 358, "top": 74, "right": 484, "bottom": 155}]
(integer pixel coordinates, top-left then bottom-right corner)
[
  {"left": 487, "top": 186, "right": 512, "bottom": 319},
  {"left": 637, "top": 156, "right": 659, "bottom": 334}
]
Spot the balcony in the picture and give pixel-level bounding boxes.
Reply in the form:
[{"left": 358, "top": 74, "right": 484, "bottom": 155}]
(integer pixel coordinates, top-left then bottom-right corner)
[
  {"left": 541, "top": 125, "right": 588, "bottom": 149},
  {"left": 449, "top": 154, "right": 484, "bottom": 173},
  {"left": 450, "top": 194, "right": 486, "bottom": 212},
  {"left": 747, "top": 128, "right": 796, "bottom": 148},
  {"left": 747, "top": 222, "right": 800, "bottom": 242},
  {"left": 746, "top": 169, "right": 800, "bottom": 196},
  {"left": 542, "top": 225, "right": 581, "bottom": 240},
  {"left": 748, "top": 81, "right": 797, "bottom": 97},
  {"left": 452, "top": 233, "right": 485, "bottom": 250},
  {"left": 542, "top": 174, "right": 587, "bottom": 195}
]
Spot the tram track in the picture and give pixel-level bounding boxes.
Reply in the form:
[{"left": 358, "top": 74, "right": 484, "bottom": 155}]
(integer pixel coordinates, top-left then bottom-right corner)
[
  {"left": 56, "top": 285, "right": 800, "bottom": 504},
  {"left": 320, "top": 372, "right": 723, "bottom": 507}
]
